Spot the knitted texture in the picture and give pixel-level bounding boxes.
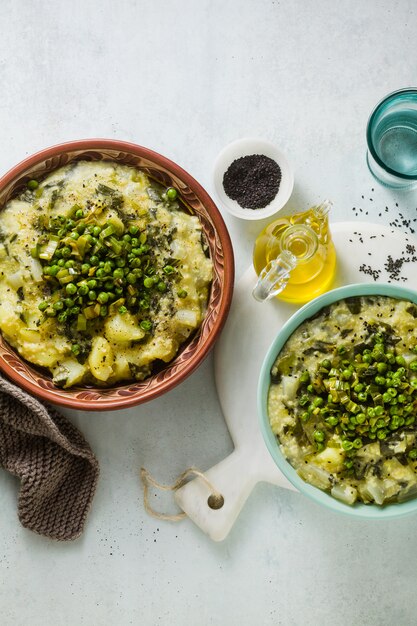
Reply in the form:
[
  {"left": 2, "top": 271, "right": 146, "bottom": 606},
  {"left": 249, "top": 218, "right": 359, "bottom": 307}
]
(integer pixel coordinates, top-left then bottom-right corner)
[{"left": 0, "top": 376, "right": 99, "bottom": 540}]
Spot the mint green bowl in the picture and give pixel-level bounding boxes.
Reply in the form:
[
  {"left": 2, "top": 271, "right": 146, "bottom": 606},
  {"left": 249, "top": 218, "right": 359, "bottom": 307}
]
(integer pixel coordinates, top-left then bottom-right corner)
[{"left": 258, "top": 283, "right": 417, "bottom": 519}]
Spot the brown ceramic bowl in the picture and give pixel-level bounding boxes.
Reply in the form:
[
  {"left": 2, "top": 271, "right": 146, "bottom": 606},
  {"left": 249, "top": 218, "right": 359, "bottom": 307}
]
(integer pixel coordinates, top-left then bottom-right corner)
[{"left": 0, "top": 139, "right": 234, "bottom": 410}]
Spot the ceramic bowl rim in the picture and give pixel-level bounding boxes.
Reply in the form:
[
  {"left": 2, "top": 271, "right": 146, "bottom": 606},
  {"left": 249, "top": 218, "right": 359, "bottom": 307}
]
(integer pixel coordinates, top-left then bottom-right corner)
[{"left": 258, "top": 282, "right": 417, "bottom": 519}]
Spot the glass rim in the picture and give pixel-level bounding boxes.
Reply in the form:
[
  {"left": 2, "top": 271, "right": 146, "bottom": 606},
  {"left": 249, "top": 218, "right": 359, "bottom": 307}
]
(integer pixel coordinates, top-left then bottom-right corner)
[{"left": 366, "top": 87, "right": 417, "bottom": 180}]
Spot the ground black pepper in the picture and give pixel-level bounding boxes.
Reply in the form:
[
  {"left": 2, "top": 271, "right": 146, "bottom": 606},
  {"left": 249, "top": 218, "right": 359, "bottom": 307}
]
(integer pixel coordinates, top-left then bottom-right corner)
[{"left": 222, "top": 154, "right": 281, "bottom": 209}]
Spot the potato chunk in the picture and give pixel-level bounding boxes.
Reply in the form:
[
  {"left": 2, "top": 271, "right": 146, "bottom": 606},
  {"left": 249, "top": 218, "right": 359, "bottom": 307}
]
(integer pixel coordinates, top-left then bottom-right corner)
[
  {"left": 88, "top": 337, "right": 114, "bottom": 381},
  {"left": 104, "top": 312, "right": 145, "bottom": 344}
]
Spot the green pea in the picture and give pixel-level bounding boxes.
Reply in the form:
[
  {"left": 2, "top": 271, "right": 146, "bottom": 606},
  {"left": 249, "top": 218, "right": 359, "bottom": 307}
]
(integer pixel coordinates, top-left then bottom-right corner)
[
  {"left": 87, "top": 279, "right": 97, "bottom": 289},
  {"left": 140, "top": 320, "right": 152, "bottom": 331},
  {"left": 374, "top": 405, "right": 384, "bottom": 416},
  {"left": 320, "top": 358, "right": 331, "bottom": 369},
  {"left": 78, "top": 284, "right": 89, "bottom": 296},
  {"left": 356, "top": 413, "right": 366, "bottom": 424},
  {"left": 38, "top": 301, "right": 49, "bottom": 311},
  {"left": 104, "top": 280, "right": 113, "bottom": 290},
  {"left": 96, "top": 268, "right": 106, "bottom": 279},
  {"left": 342, "top": 440, "right": 354, "bottom": 451},
  {"left": 77, "top": 223, "right": 86, "bottom": 235},
  {"left": 377, "top": 362, "right": 388, "bottom": 373},
  {"left": 354, "top": 383, "right": 364, "bottom": 393},
  {"left": 118, "top": 305, "right": 127, "bottom": 315},
  {"left": 143, "top": 277, "right": 154, "bottom": 289},
  {"left": 123, "top": 234, "right": 132, "bottom": 243},
  {"left": 97, "top": 292, "right": 109, "bottom": 304},
  {"left": 129, "top": 225, "right": 139, "bottom": 235},
  {"left": 66, "top": 283, "right": 77, "bottom": 295},
  {"left": 326, "top": 416, "right": 339, "bottom": 427},
  {"left": 62, "top": 246, "right": 72, "bottom": 259},
  {"left": 357, "top": 391, "right": 367, "bottom": 402},
  {"left": 163, "top": 265, "right": 176, "bottom": 275},
  {"left": 92, "top": 226, "right": 101, "bottom": 237},
  {"left": 388, "top": 387, "right": 397, "bottom": 397},
  {"left": 53, "top": 300, "right": 64, "bottom": 311},
  {"left": 90, "top": 255, "right": 99, "bottom": 266},
  {"left": 157, "top": 282, "right": 167, "bottom": 293},
  {"left": 166, "top": 187, "right": 177, "bottom": 200},
  {"left": 377, "top": 430, "right": 387, "bottom": 440},
  {"left": 99, "top": 305, "right": 108, "bottom": 317},
  {"left": 88, "top": 290, "right": 97, "bottom": 301},
  {"left": 352, "top": 438, "right": 362, "bottom": 449},
  {"left": 71, "top": 231, "right": 79, "bottom": 240},
  {"left": 177, "top": 290, "right": 188, "bottom": 298},
  {"left": 49, "top": 265, "right": 59, "bottom": 276},
  {"left": 300, "top": 371, "right": 310, "bottom": 384},
  {"left": 301, "top": 412, "right": 310, "bottom": 422},
  {"left": 408, "top": 449, "right": 417, "bottom": 460},
  {"left": 396, "top": 355, "right": 406, "bottom": 366},
  {"left": 75, "top": 209, "right": 84, "bottom": 220},
  {"left": 126, "top": 273, "right": 137, "bottom": 284},
  {"left": 64, "top": 298, "right": 75, "bottom": 308},
  {"left": 27, "top": 179, "right": 39, "bottom": 190},
  {"left": 409, "top": 360, "right": 417, "bottom": 371},
  {"left": 71, "top": 344, "right": 81, "bottom": 356},
  {"left": 113, "top": 268, "right": 124, "bottom": 280},
  {"left": 313, "top": 397, "right": 324, "bottom": 407},
  {"left": 81, "top": 263, "right": 90, "bottom": 275},
  {"left": 116, "top": 258, "right": 126, "bottom": 268},
  {"left": 314, "top": 430, "right": 325, "bottom": 443},
  {"left": 66, "top": 219, "right": 74, "bottom": 229},
  {"left": 57, "top": 259, "right": 65, "bottom": 267},
  {"left": 375, "top": 375, "right": 386, "bottom": 386},
  {"left": 57, "top": 312, "right": 67, "bottom": 323}
]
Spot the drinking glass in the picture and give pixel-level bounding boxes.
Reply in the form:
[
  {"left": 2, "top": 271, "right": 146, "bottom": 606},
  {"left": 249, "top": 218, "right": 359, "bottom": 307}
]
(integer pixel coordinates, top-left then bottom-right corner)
[{"left": 366, "top": 88, "right": 417, "bottom": 189}]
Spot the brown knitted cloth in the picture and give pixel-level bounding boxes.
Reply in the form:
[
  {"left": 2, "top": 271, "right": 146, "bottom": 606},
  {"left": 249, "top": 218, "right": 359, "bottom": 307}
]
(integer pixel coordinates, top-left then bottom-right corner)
[{"left": 0, "top": 375, "right": 99, "bottom": 540}]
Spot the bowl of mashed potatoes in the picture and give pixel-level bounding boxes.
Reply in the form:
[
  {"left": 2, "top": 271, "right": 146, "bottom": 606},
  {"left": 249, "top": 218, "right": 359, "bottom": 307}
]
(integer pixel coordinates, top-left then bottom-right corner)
[
  {"left": 258, "top": 283, "right": 417, "bottom": 518},
  {"left": 0, "top": 139, "right": 234, "bottom": 410}
]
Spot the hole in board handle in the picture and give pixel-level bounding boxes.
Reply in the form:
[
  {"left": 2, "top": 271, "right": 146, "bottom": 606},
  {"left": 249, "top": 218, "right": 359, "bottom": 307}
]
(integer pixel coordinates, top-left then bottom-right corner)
[{"left": 207, "top": 493, "right": 225, "bottom": 510}]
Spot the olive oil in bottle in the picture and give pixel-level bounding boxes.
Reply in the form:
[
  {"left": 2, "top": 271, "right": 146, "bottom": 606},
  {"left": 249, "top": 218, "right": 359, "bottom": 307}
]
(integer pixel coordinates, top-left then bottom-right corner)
[{"left": 253, "top": 201, "right": 336, "bottom": 304}]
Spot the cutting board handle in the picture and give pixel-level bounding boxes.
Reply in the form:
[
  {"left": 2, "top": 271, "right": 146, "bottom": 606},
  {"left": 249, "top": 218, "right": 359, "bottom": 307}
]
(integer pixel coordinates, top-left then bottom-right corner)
[{"left": 175, "top": 449, "right": 256, "bottom": 542}]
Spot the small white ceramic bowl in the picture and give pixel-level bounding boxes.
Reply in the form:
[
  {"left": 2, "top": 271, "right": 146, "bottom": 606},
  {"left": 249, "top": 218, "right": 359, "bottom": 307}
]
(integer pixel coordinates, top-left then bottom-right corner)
[{"left": 213, "top": 138, "right": 294, "bottom": 220}]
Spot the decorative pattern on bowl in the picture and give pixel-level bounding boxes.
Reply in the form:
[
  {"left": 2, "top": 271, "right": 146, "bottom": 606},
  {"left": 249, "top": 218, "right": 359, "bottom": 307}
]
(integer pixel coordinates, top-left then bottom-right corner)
[{"left": 0, "top": 140, "right": 234, "bottom": 410}]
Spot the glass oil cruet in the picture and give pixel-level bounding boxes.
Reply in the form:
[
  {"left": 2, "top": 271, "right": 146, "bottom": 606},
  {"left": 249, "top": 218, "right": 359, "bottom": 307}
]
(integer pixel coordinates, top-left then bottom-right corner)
[{"left": 252, "top": 200, "right": 336, "bottom": 304}]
